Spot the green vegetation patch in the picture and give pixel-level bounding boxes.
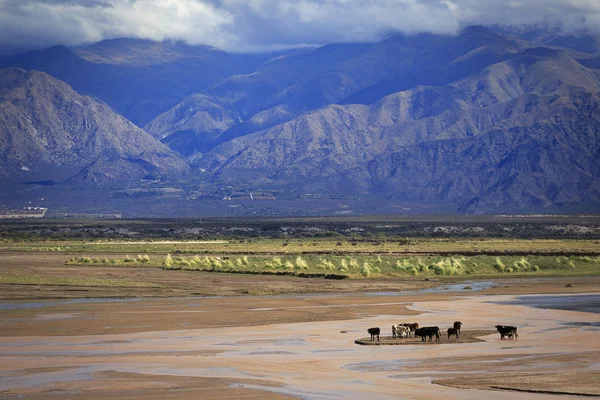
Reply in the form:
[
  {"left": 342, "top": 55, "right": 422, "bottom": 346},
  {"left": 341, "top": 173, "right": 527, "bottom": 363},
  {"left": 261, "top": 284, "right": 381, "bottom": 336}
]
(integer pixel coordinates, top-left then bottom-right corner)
[
  {"left": 62, "top": 252, "right": 600, "bottom": 279},
  {"left": 155, "top": 254, "right": 600, "bottom": 279}
]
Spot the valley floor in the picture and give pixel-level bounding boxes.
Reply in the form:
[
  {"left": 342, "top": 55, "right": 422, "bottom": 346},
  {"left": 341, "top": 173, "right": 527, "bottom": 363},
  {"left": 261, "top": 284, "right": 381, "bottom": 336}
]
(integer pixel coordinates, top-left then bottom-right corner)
[{"left": 0, "top": 268, "right": 599, "bottom": 399}]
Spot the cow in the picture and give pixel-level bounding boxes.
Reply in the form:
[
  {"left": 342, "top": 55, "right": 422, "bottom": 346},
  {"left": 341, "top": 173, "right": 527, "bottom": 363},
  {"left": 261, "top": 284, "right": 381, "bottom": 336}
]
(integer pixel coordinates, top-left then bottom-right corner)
[
  {"left": 368, "top": 327, "right": 380, "bottom": 341},
  {"left": 392, "top": 324, "right": 410, "bottom": 339},
  {"left": 447, "top": 327, "right": 459, "bottom": 339},
  {"left": 400, "top": 323, "right": 419, "bottom": 337},
  {"left": 495, "top": 325, "right": 518, "bottom": 340},
  {"left": 415, "top": 326, "right": 440, "bottom": 342},
  {"left": 453, "top": 321, "right": 463, "bottom": 335}
]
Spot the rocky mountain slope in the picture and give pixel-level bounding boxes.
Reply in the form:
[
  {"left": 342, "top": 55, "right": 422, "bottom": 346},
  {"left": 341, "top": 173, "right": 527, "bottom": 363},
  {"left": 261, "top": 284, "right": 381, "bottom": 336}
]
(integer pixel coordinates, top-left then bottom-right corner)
[
  {"left": 198, "top": 45, "right": 600, "bottom": 213},
  {"left": 146, "top": 26, "right": 523, "bottom": 158},
  {"left": 2, "top": 26, "right": 600, "bottom": 214},
  {"left": 0, "top": 67, "right": 188, "bottom": 183}
]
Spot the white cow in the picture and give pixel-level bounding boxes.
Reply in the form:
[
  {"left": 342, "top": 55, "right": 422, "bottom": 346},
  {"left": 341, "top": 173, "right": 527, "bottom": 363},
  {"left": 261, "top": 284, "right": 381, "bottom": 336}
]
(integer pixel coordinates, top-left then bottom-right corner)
[{"left": 392, "top": 324, "right": 410, "bottom": 339}]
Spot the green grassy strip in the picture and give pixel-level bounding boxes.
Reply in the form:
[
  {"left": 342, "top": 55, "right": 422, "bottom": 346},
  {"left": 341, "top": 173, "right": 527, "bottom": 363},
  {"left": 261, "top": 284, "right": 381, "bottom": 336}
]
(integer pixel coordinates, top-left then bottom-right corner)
[
  {"left": 63, "top": 254, "right": 600, "bottom": 279},
  {"left": 4, "top": 238, "right": 600, "bottom": 256}
]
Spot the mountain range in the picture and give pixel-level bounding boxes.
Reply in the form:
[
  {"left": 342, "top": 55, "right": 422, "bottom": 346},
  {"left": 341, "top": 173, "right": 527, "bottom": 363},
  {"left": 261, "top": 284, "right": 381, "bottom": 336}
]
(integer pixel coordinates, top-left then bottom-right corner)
[{"left": 1, "top": 26, "right": 600, "bottom": 215}]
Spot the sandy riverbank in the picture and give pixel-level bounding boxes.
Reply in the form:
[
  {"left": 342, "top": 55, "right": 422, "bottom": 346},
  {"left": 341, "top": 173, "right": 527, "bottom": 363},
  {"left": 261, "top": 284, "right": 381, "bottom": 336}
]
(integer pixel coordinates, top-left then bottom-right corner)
[{"left": 1, "top": 285, "right": 600, "bottom": 399}]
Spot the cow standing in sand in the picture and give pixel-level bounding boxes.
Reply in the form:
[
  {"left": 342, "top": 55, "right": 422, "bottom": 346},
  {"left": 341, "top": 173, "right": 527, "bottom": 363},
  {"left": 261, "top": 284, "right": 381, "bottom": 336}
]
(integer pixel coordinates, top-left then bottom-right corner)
[
  {"left": 415, "top": 326, "right": 440, "bottom": 342},
  {"left": 400, "top": 323, "right": 419, "bottom": 337},
  {"left": 447, "top": 327, "right": 459, "bottom": 338},
  {"left": 453, "top": 321, "right": 463, "bottom": 335},
  {"left": 392, "top": 324, "right": 410, "bottom": 339},
  {"left": 368, "top": 327, "right": 380, "bottom": 341},
  {"left": 495, "top": 325, "right": 518, "bottom": 340}
]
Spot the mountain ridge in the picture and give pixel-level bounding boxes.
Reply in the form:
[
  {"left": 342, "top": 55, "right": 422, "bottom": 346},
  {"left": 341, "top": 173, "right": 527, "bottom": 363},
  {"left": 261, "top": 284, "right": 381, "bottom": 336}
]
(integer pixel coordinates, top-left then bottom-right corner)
[{"left": 0, "top": 67, "right": 188, "bottom": 183}]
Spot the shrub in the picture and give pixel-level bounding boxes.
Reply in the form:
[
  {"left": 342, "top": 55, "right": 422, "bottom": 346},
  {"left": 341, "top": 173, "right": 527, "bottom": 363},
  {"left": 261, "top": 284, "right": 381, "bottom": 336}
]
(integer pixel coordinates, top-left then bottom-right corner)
[
  {"left": 272, "top": 257, "right": 283, "bottom": 268},
  {"left": 284, "top": 261, "right": 295, "bottom": 270},
  {"left": 340, "top": 259, "right": 348, "bottom": 270},
  {"left": 494, "top": 257, "right": 505, "bottom": 272},
  {"left": 319, "top": 259, "right": 335, "bottom": 270},
  {"left": 164, "top": 254, "right": 173, "bottom": 268},
  {"left": 361, "top": 262, "right": 372, "bottom": 277},
  {"left": 295, "top": 256, "right": 308, "bottom": 269}
]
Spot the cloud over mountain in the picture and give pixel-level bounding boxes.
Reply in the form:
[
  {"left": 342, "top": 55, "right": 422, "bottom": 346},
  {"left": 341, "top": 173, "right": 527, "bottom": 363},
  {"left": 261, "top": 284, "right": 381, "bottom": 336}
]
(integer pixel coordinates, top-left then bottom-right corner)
[{"left": 1, "top": 0, "right": 600, "bottom": 53}]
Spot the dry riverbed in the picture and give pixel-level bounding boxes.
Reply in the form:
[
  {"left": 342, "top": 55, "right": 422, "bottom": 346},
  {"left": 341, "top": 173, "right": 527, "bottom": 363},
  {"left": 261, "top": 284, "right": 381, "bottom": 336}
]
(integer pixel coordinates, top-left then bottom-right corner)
[{"left": 1, "top": 251, "right": 600, "bottom": 399}]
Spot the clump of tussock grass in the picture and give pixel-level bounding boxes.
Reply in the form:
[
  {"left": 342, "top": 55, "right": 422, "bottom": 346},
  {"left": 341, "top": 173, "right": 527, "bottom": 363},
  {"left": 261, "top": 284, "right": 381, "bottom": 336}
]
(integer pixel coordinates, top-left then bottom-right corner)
[
  {"left": 348, "top": 258, "right": 359, "bottom": 269},
  {"left": 493, "top": 257, "right": 505, "bottom": 273},
  {"left": 319, "top": 258, "right": 336, "bottom": 270},
  {"left": 513, "top": 257, "right": 530, "bottom": 272},
  {"left": 284, "top": 261, "right": 295, "bottom": 270},
  {"left": 295, "top": 256, "right": 308, "bottom": 270},
  {"left": 428, "top": 257, "right": 465, "bottom": 276},
  {"left": 361, "top": 262, "right": 372, "bottom": 277},
  {"left": 272, "top": 257, "right": 283, "bottom": 268},
  {"left": 163, "top": 254, "right": 174, "bottom": 269},
  {"left": 555, "top": 256, "right": 576, "bottom": 269}
]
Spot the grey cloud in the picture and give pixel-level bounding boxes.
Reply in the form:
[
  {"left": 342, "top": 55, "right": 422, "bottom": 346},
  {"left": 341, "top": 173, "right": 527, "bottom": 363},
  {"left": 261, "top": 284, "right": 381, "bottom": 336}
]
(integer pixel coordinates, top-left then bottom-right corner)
[{"left": 0, "top": 0, "right": 599, "bottom": 53}]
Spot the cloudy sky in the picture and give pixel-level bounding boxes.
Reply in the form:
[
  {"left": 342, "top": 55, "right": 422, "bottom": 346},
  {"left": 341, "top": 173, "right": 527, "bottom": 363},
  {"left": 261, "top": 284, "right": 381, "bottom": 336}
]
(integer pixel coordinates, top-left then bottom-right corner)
[{"left": 1, "top": 0, "right": 599, "bottom": 53}]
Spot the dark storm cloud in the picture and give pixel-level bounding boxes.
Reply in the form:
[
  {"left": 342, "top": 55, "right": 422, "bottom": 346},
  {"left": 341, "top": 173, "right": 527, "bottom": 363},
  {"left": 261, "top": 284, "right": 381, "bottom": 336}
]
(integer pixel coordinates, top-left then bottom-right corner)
[{"left": 0, "top": 0, "right": 599, "bottom": 52}]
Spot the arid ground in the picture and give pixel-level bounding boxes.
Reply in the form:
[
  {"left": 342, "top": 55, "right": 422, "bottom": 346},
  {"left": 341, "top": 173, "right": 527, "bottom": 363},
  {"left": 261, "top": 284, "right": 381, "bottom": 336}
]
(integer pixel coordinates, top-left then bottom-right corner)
[{"left": 1, "top": 250, "right": 599, "bottom": 399}]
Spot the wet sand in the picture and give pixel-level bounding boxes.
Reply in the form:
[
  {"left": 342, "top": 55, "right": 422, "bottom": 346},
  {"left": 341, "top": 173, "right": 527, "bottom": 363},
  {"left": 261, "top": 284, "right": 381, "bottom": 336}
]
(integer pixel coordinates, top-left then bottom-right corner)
[
  {"left": 354, "top": 329, "right": 496, "bottom": 345},
  {"left": 1, "top": 286, "right": 600, "bottom": 399}
]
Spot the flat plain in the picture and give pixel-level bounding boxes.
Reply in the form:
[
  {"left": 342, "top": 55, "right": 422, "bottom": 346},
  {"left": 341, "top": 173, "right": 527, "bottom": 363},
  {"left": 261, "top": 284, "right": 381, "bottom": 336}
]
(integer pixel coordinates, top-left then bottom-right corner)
[{"left": 1, "top": 218, "right": 599, "bottom": 399}]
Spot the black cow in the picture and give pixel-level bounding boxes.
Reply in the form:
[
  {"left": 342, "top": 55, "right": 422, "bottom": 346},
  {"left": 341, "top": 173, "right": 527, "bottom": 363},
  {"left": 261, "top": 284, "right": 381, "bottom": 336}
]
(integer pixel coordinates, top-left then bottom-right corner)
[
  {"left": 415, "top": 326, "right": 440, "bottom": 342},
  {"left": 447, "top": 327, "right": 459, "bottom": 339},
  {"left": 368, "top": 327, "right": 380, "bottom": 341},
  {"left": 495, "top": 325, "right": 518, "bottom": 340},
  {"left": 453, "top": 321, "right": 463, "bottom": 335}
]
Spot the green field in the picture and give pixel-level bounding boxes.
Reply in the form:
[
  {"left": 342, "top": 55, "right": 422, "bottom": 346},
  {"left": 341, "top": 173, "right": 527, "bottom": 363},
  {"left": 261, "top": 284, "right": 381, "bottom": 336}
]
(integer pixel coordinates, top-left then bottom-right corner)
[
  {"left": 64, "top": 253, "right": 600, "bottom": 279},
  {"left": 2, "top": 237, "right": 600, "bottom": 255}
]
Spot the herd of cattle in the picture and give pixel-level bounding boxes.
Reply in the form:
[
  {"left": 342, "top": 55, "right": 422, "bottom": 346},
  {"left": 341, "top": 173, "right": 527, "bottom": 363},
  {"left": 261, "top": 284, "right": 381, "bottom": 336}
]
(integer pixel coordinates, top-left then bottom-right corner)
[{"left": 367, "top": 322, "right": 518, "bottom": 342}]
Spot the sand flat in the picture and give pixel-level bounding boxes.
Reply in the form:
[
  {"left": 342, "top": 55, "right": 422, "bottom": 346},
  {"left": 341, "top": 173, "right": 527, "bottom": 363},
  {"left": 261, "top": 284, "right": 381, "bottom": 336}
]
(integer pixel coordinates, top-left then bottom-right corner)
[{"left": 1, "top": 288, "right": 600, "bottom": 399}]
